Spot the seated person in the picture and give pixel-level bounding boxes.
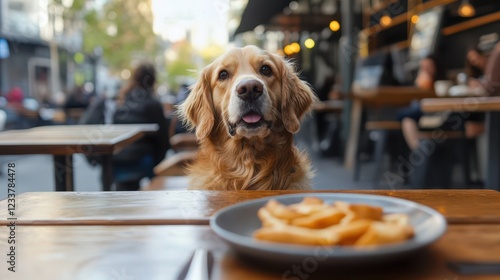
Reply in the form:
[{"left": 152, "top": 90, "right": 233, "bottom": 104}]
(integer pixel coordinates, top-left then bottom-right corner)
[
  {"left": 397, "top": 55, "right": 446, "bottom": 150},
  {"left": 469, "top": 42, "right": 500, "bottom": 96},
  {"left": 80, "top": 63, "right": 169, "bottom": 191},
  {"left": 399, "top": 42, "right": 499, "bottom": 150}
]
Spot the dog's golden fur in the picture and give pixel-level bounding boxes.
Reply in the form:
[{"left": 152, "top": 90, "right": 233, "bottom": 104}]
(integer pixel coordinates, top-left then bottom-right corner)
[{"left": 179, "top": 45, "right": 317, "bottom": 190}]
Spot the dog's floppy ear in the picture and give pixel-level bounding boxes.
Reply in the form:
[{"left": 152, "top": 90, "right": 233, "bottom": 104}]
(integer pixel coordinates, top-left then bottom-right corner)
[
  {"left": 280, "top": 60, "right": 318, "bottom": 134},
  {"left": 178, "top": 65, "right": 215, "bottom": 139}
]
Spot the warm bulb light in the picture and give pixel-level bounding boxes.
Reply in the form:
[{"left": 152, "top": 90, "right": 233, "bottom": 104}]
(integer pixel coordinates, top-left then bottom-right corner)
[
  {"left": 458, "top": 2, "right": 475, "bottom": 17},
  {"left": 380, "top": 14, "right": 392, "bottom": 27},
  {"left": 284, "top": 45, "right": 294, "bottom": 55},
  {"left": 304, "top": 38, "right": 315, "bottom": 49},
  {"left": 411, "top": 15, "right": 419, "bottom": 24},
  {"left": 329, "top": 20, "right": 340, "bottom": 32},
  {"left": 290, "top": 42, "right": 301, "bottom": 53}
]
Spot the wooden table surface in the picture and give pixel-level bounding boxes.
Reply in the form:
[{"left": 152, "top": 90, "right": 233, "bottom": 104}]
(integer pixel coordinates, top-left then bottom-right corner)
[
  {"left": 0, "top": 124, "right": 159, "bottom": 191},
  {"left": 420, "top": 96, "right": 500, "bottom": 113},
  {"left": 0, "top": 124, "right": 158, "bottom": 155},
  {"left": 311, "top": 100, "right": 344, "bottom": 113},
  {"left": 1, "top": 190, "right": 499, "bottom": 225},
  {"left": 1, "top": 224, "right": 499, "bottom": 280},
  {"left": 353, "top": 86, "right": 435, "bottom": 106}
]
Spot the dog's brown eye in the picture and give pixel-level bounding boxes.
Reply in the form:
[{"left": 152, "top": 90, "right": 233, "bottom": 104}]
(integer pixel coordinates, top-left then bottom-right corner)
[
  {"left": 218, "top": 70, "right": 229, "bottom": 80},
  {"left": 260, "top": 65, "right": 273, "bottom": 76}
]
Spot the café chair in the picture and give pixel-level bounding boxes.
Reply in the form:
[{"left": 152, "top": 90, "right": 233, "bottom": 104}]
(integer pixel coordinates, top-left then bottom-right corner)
[
  {"left": 353, "top": 120, "right": 402, "bottom": 185},
  {"left": 0, "top": 109, "right": 6, "bottom": 131},
  {"left": 410, "top": 133, "right": 479, "bottom": 189},
  {"left": 144, "top": 114, "right": 198, "bottom": 191},
  {"left": 354, "top": 119, "right": 479, "bottom": 189}
]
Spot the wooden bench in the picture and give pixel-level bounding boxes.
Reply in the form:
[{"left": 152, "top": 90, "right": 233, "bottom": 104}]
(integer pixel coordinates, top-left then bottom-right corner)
[{"left": 153, "top": 151, "right": 197, "bottom": 177}]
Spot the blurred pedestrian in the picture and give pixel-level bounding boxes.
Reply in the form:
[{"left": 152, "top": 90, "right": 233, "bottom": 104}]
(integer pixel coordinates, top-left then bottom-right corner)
[
  {"left": 81, "top": 62, "right": 169, "bottom": 191},
  {"left": 3, "top": 87, "right": 36, "bottom": 129}
]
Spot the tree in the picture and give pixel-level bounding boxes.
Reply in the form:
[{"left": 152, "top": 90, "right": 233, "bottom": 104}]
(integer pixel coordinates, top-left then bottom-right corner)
[
  {"left": 165, "top": 40, "right": 197, "bottom": 91},
  {"left": 78, "top": 0, "right": 159, "bottom": 71}
]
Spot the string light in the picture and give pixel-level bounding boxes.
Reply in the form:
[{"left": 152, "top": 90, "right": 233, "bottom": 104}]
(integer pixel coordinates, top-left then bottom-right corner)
[
  {"left": 290, "top": 42, "right": 301, "bottom": 53},
  {"left": 304, "top": 38, "right": 315, "bottom": 49},
  {"left": 411, "top": 15, "right": 419, "bottom": 24},
  {"left": 329, "top": 20, "right": 340, "bottom": 32},
  {"left": 284, "top": 45, "right": 294, "bottom": 55},
  {"left": 458, "top": 0, "right": 475, "bottom": 17},
  {"left": 380, "top": 14, "right": 392, "bottom": 27}
]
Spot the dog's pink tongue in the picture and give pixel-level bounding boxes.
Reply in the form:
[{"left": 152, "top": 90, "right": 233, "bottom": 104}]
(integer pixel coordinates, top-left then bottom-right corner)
[{"left": 242, "top": 113, "right": 262, "bottom": 123}]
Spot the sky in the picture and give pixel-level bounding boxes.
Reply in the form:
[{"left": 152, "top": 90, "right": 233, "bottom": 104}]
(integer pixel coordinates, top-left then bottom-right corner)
[{"left": 151, "top": 0, "right": 230, "bottom": 49}]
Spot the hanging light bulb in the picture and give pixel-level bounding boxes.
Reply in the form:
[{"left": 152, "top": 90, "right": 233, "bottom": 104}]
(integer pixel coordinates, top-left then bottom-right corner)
[
  {"left": 290, "top": 42, "right": 301, "bottom": 53},
  {"left": 380, "top": 13, "right": 392, "bottom": 27},
  {"left": 458, "top": 0, "right": 475, "bottom": 17},
  {"left": 411, "top": 15, "right": 419, "bottom": 24},
  {"left": 284, "top": 45, "right": 294, "bottom": 56},
  {"left": 304, "top": 38, "right": 315, "bottom": 49},
  {"left": 329, "top": 20, "right": 340, "bottom": 32}
]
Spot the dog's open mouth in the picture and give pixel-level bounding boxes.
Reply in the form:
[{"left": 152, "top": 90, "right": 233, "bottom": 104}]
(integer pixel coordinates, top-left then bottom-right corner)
[
  {"left": 241, "top": 111, "right": 263, "bottom": 127},
  {"left": 228, "top": 111, "right": 272, "bottom": 137}
]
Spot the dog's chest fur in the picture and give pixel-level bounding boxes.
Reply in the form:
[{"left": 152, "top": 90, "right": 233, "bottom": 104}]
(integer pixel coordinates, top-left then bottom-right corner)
[{"left": 186, "top": 135, "right": 312, "bottom": 190}]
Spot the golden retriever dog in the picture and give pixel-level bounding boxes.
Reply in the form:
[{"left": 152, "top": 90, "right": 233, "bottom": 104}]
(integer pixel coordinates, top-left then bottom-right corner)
[{"left": 179, "top": 45, "right": 318, "bottom": 190}]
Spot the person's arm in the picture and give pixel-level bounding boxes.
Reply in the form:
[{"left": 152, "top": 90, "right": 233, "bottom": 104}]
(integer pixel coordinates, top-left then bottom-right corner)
[{"left": 479, "top": 43, "right": 500, "bottom": 96}]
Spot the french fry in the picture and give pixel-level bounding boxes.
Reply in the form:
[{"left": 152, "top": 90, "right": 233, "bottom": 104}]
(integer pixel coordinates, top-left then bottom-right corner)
[
  {"left": 254, "top": 224, "right": 340, "bottom": 246},
  {"left": 354, "top": 222, "right": 414, "bottom": 246},
  {"left": 257, "top": 207, "right": 288, "bottom": 227},
  {"left": 383, "top": 213, "right": 409, "bottom": 226},
  {"left": 325, "top": 219, "right": 372, "bottom": 241},
  {"left": 291, "top": 208, "right": 345, "bottom": 229},
  {"left": 289, "top": 203, "right": 330, "bottom": 215},
  {"left": 265, "top": 199, "right": 308, "bottom": 220},
  {"left": 335, "top": 201, "right": 383, "bottom": 221}
]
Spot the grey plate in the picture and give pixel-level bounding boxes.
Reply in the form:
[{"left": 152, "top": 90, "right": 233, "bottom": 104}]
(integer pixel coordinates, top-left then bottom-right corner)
[{"left": 210, "top": 193, "right": 447, "bottom": 266}]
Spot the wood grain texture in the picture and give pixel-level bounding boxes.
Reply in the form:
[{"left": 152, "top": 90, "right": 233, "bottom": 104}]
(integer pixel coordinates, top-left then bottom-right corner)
[
  {"left": 311, "top": 100, "right": 344, "bottom": 113},
  {"left": 353, "top": 86, "right": 435, "bottom": 107},
  {"left": 1, "top": 190, "right": 499, "bottom": 225},
  {"left": 0, "top": 224, "right": 498, "bottom": 280},
  {"left": 421, "top": 97, "right": 500, "bottom": 113},
  {"left": 0, "top": 124, "right": 158, "bottom": 155}
]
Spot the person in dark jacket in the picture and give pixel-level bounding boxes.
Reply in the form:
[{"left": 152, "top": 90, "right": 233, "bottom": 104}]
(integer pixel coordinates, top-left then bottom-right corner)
[{"left": 80, "top": 62, "right": 169, "bottom": 191}]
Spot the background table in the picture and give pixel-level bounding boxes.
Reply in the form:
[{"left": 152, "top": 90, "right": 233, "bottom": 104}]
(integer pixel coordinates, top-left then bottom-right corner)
[
  {"left": 345, "top": 87, "right": 435, "bottom": 170},
  {"left": 1, "top": 190, "right": 499, "bottom": 225},
  {"left": 0, "top": 124, "right": 158, "bottom": 191},
  {"left": 421, "top": 96, "right": 500, "bottom": 189}
]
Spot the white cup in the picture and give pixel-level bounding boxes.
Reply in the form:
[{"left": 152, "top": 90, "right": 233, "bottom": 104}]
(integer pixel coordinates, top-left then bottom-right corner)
[{"left": 434, "top": 80, "right": 454, "bottom": 97}]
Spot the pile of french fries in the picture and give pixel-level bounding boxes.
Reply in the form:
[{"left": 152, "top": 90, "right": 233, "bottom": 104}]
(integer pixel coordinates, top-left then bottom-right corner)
[{"left": 253, "top": 197, "right": 414, "bottom": 247}]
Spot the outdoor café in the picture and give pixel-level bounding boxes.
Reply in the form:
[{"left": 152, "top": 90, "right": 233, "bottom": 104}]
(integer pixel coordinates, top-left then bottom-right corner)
[{"left": 0, "top": 0, "right": 499, "bottom": 279}]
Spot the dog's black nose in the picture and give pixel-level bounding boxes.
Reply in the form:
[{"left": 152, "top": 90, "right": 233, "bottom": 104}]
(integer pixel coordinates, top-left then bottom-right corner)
[{"left": 236, "top": 79, "right": 263, "bottom": 101}]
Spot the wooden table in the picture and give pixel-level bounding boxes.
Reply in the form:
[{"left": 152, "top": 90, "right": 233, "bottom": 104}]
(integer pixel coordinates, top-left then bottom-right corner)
[
  {"left": 421, "top": 96, "right": 500, "bottom": 190},
  {"left": 1, "top": 224, "right": 499, "bottom": 280},
  {"left": 0, "top": 124, "right": 158, "bottom": 191},
  {"left": 311, "top": 100, "right": 344, "bottom": 113},
  {"left": 1, "top": 190, "right": 499, "bottom": 225},
  {"left": 345, "top": 86, "right": 435, "bottom": 170},
  {"left": 1, "top": 190, "right": 499, "bottom": 279}
]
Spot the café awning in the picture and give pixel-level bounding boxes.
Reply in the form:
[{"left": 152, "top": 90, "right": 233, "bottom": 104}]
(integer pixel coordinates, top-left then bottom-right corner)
[{"left": 232, "top": 0, "right": 293, "bottom": 37}]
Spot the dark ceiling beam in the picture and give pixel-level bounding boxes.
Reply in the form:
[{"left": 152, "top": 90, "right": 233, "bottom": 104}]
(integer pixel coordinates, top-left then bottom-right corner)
[{"left": 267, "top": 13, "right": 339, "bottom": 33}]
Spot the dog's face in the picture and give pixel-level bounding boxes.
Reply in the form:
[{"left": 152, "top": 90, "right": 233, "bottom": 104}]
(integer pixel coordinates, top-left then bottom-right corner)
[{"left": 180, "top": 45, "right": 316, "bottom": 140}]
